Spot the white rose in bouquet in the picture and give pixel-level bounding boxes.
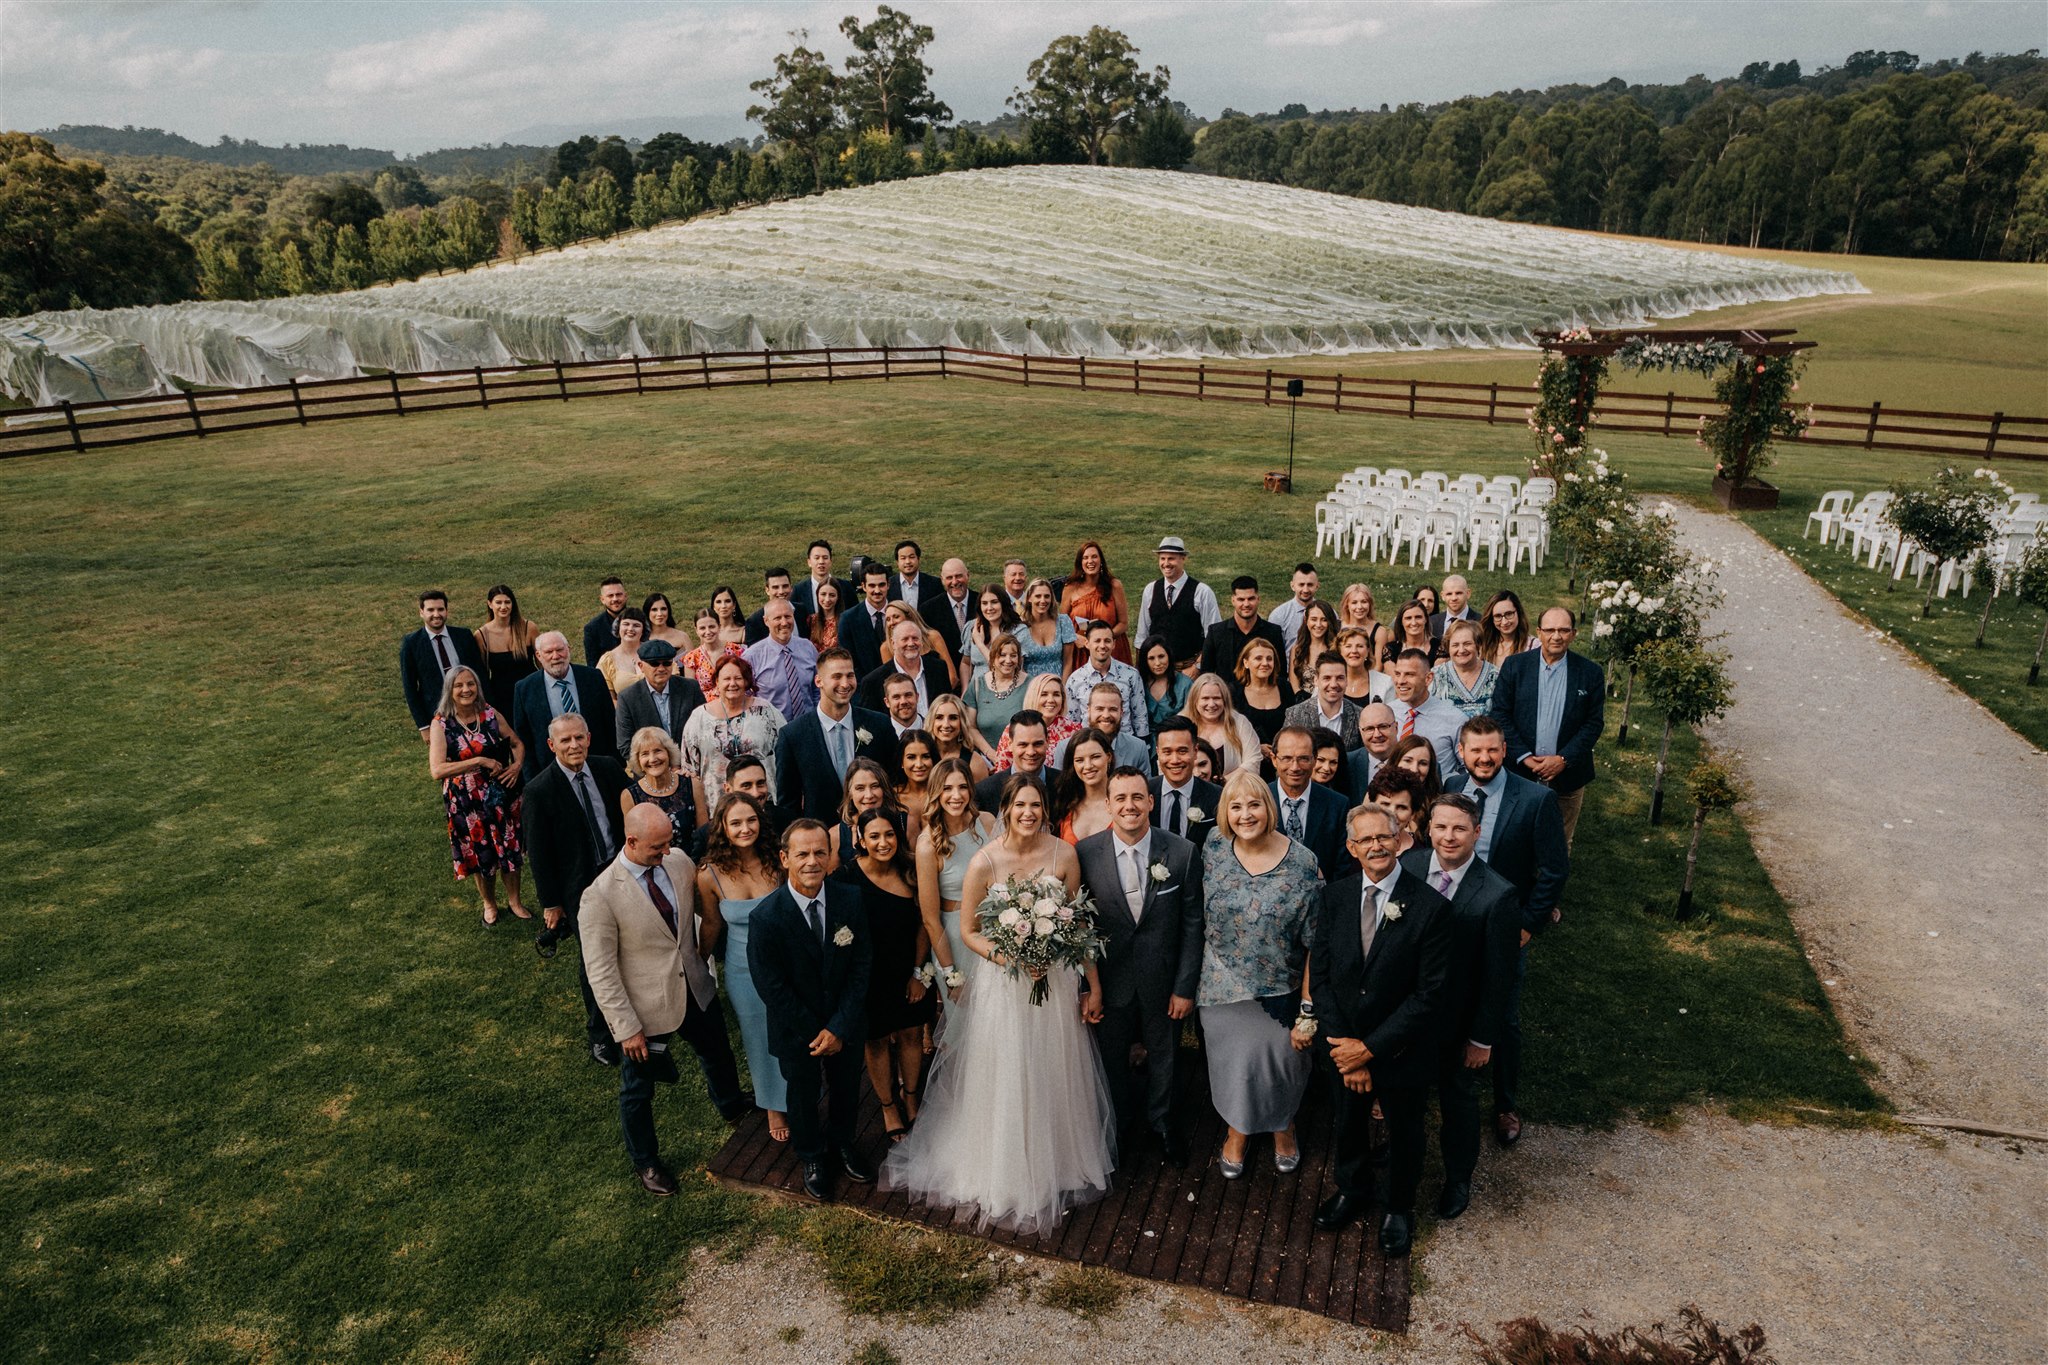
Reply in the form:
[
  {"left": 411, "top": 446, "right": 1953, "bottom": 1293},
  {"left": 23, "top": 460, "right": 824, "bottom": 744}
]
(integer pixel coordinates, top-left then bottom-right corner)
[
  {"left": 1032, "top": 896, "right": 1061, "bottom": 919},
  {"left": 999, "top": 907, "right": 1024, "bottom": 930},
  {"left": 1034, "top": 916, "right": 1057, "bottom": 937}
]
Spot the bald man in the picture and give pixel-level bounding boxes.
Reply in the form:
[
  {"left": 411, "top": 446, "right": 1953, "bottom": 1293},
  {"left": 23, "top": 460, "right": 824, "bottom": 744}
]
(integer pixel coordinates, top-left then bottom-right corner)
[
  {"left": 1344, "top": 702, "right": 1401, "bottom": 800},
  {"left": 581, "top": 804, "right": 751, "bottom": 1195},
  {"left": 1429, "top": 575, "right": 1476, "bottom": 638}
]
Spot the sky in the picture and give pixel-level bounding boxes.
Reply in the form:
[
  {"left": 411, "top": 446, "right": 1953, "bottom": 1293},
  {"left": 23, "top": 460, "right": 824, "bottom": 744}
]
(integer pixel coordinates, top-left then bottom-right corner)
[{"left": 3, "top": 0, "right": 2042, "bottom": 154}]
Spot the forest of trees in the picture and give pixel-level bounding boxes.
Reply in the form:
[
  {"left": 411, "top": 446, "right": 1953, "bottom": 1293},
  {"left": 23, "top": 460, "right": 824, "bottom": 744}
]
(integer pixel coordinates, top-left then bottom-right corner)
[
  {"left": 1193, "top": 51, "right": 2048, "bottom": 260},
  {"left": 7, "top": 32, "right": 2044, "bottom": 319}
]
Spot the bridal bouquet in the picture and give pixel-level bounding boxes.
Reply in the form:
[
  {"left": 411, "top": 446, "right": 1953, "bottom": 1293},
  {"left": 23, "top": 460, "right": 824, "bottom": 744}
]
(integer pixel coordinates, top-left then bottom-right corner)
[{"left": 975, "top": 872, "right": 1105, "bottom": 1006}]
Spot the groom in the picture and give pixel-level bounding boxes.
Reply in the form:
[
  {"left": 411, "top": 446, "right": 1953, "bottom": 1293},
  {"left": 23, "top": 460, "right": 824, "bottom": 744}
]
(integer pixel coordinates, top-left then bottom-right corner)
[
  {"left": 747, "top": 819, "right": 874, "bottom": 1202},
  {"left": 1076, "top": 767, "right": 1204, "bottom": 1166}
]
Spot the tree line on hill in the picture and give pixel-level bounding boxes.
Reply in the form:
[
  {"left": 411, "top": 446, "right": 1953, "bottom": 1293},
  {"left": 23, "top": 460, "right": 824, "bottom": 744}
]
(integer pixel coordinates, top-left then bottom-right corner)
[{"left": 4, "top": 24, "right": 2044, "bottom": 318}]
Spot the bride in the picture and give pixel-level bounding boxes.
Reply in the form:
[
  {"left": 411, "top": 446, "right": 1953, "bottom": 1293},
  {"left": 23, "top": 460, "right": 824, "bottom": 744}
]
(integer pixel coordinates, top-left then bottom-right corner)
[{"left": 881, "top": 774, "right": 1118, "bottom": 1234}]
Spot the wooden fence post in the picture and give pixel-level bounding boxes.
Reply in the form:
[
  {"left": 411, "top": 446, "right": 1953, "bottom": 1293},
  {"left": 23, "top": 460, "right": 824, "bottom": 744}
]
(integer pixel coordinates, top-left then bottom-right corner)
[
  {"left": 1865, "top": 401, "right": 1881, "bottom": 448},
  {"left": 1663, "top": 391, "right": 1675, "bottom": 437},
  {"left": 290, "top": 378, "right": 307, "bottom": 426},
  {"left": 1987, "top": 412, "right": 2004, "bottom": 456},
  {"left": 1198, "top": 365, "right": 1205, "bottom": 401},
  {"left": 475, "top": 366, "right": 489, "bottom": 409},
  {"left": 185, "top": 391, "right": 205, "bottom": 437},
  {"left": 1265, "top": 369, "right": 1273, "bottom": 406},
  {"left": 1079, "top": 355, "right": 1088, "bottom": 390},
  {"left": 938, "top": 348, "right": 947, "bottom": 380},
  {"left": 882, "top": 344, "right": 892, "bottom": 380},
  {"left": 701, "top": 353, "right": 711, "bottom": 388},
  {"left": 764, "top": 349, "right": 774, "bottom": 386},
  {"left": 1407, "top": 379, "right": 1418, "bottom": 419},
  {"left": 390, "top": 372, "right": 406, "bottom": 415},
  {"left": 1337, "top": 375, "right": 1346, "bottom": 414},
  {"left": 555, "top": 362, "right": 569, "bottom": 401},
  {"left": 1131, "top": 359, "right": 1139, "bottom": 394},
  {"left": 631, "top": 355, "right": 644, "bottom": 394},
  {"left": 1022, "top": 354, "right": 1031, "bottom": 386},
  {"left": 61, "top": 400, "right": 84, "bottom": 452},
  {"left": 827, "top": 348, "right": 836, "bottom": 384}
]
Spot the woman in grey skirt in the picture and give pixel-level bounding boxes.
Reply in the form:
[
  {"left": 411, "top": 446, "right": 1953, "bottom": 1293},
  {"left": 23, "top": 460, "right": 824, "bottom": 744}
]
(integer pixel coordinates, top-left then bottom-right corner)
[{"left": 1197, "top": 768, "right": 1321, "bottom": 1178}]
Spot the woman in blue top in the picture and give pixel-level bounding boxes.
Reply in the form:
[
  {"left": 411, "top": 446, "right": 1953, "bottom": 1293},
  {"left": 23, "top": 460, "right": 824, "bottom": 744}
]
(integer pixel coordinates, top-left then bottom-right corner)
[
  {"left": 1137, "top": 634, "right": 1192, "bottom": 740},
  {"left": 1430, "top": 619, "right": 1499, "bottom": 719},
  {"left": 695, "top": 792, "right": 788, "bottom": 1141},
  {"left": 1016, "top": 578, "right": 1074, "bottom": 679},
  {"left": 1199, "top": 767, "right": 1320, "bottom": 1180}
]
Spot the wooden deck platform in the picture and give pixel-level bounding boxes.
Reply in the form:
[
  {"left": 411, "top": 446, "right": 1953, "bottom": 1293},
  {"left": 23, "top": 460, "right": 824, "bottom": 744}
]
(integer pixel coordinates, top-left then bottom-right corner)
[{"left": 706, "top": 1056, "right": 1410, "bottom": 1332}]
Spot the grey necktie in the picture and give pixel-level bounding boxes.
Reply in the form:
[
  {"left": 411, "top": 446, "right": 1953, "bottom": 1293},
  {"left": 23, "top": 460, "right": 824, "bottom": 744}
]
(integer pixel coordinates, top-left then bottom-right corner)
[
  {"left": 830, "top": 720, "right": 852, "bottom": 775},
  {"left": 554, "top": 677, "right": 577, "bottom": 714},
  {"left": 1360, "top": 884, "right": 1382, "bottom": 963},
  {"left": 1122, "top": 846, "right": 1145, "bottom": 919}
]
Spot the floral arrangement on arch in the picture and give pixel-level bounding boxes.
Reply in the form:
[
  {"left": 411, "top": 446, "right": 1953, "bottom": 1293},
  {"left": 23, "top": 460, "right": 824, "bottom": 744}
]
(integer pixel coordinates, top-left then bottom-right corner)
[
  {"left": 1615, "top": 336, "right": 1738, "bottom": 379},
  {"left": 1700, "top": 354, "right": 1811, "bottom": 488},
  {"left": 1527, "top": 325, "right": 1606, "bottom": 478}
]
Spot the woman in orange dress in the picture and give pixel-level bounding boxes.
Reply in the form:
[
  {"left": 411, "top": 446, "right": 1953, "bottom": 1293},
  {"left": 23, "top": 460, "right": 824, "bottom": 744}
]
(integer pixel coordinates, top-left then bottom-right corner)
[{"left": 1059, "top": 539, "right": 1132, "bottom": 668}]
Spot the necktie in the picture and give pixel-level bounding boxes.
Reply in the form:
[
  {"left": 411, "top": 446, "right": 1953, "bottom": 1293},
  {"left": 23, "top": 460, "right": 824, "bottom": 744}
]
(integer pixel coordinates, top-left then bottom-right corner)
[
  {"left": 1164, "top": 581, "right": 1176, "bottom": 610},
  {"left": 644, "top": 868, "right": 679, "bottom": 938},
  {"left": 1121, "top": 847, "right": 1144, "bottom": 918},
  {"left": 830, "top": 721, "right": 851, "bottom": 775},
  {"left": 871, "top": 609, "right": 882, "bottom": 637},
  {"left": 1436, "top": 870, "right": 1454, "bottom": 897},
  {"left": 433, "top": 634, "right": 453, "bottom": 672},
  {"left": 1400, "top": 706, "right": 1417, "bottom": 738},
  {"left": 555, "top": 677, "right": 578, "bottom": 714},
  {"left": 804, "top": 896, "right": 826, "bottom": 947},
  {"left": 1285, "top": 798, "right": 1304, "bottom": 840},
  {"left": 574, "top": 770, "right": 611, "bottom": 858},
  {"left": 1470, "top": 786, "right": 1488, "bottom": 820},
  {"left": 1168, "top": 789, "right": 1183, "bottom": 836},
  {"left": 1360, "top": 884, "right": 1382, "bottom": 962}
]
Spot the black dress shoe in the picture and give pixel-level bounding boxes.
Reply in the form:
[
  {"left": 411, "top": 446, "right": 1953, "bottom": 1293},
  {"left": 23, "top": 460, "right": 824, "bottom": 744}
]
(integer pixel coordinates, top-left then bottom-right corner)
[
  {"left": 590, "top": 1042, "right": 621, "bottom": 1067},
  {"left": 801, "top": 1160, "right": 834, "bottom": 1202},
  {"left": 1159, "top": 1127, "right": 1190, "bottom": 1167},
  {"left": 638, "top": 1165, "right": 678, "bottom": 1197},
  {"left": 1495, "top": 1111, "right": 1523, "bottom": 1147},
  {"left": 838, "top": 1146, "right": 876, "bottom": 1184},
  {"left": 535, "top": 932, "right": 560, "bottom": 960},
  {"left": 1314, "top": 1191, "right": 1366, "bottom": 1231},
  {"left": 1436, "top": 1180, "right": 1472, "bottom": 1220},
  {"left": 1379, "top": 1211, "right": 1414, "bottom": 1257},
  {"left": 718, "top": 1092, "right": 757, "bottom": 1125}
]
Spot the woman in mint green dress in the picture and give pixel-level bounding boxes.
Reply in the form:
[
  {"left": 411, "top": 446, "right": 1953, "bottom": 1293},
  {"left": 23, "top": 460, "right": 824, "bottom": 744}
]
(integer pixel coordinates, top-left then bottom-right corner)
[{"left": 697, "top": 791, "right": 789, "bottom": 1141}]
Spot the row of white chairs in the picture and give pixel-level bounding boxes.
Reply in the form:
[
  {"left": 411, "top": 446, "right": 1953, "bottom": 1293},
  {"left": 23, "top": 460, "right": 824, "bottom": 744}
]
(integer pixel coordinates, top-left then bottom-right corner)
[
  {"left": 1805, "top": 488, "right": 2046, "bottom": 598},
  {"left": 1316, "top": 467, "right": 1552, "bottom": 573}
]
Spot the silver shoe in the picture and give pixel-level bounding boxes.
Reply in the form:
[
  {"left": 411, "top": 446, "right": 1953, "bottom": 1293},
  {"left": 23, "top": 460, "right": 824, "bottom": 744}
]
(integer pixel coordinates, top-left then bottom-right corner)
[
  {"left": 1219, "top": 1155, "right": 1246, "bottom": 1180},
  {"left": 1274, "top": 1148, "right": 1301, "bottom": 1174}
]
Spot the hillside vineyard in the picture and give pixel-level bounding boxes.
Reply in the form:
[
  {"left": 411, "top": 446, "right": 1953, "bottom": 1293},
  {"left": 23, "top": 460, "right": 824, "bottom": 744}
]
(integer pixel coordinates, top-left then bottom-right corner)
[{"left": 1, "top": 168, "right": 1861, "bottom": 403}]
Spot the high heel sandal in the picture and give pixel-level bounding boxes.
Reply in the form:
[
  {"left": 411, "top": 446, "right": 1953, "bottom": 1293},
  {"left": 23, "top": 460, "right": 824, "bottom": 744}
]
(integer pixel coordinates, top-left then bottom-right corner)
[{"left": 882, "top": 1101, "right": 911, "bottom": 1143}]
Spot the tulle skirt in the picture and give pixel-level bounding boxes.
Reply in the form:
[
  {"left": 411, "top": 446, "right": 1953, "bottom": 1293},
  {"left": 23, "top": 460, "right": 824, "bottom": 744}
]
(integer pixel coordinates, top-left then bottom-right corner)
[{"left": 881, "top": 961, "right": 1117, "bottom": 1236}]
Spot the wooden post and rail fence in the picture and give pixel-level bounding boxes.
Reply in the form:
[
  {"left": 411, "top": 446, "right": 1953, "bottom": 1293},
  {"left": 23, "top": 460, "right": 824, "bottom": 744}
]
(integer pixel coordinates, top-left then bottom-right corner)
[{"left": 3, "top": 344, "right": 2042, "bottom": 464}]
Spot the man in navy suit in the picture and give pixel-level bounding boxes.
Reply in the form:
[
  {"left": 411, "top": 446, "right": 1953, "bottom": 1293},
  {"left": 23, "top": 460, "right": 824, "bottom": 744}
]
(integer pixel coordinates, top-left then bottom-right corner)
[
  {"left": 581, "top": 576, "right": 629, "bottom": 666},
  {"left": 775, "top": 647, "right": 899, "bottom": 826},
  {"left": 1270, "top": 726, "right": 1353, "bottom": 882},
  {"left": 1149, "top": 718, "right": 1220, "bottom": 847},
  {"left": 521, "top": 713, "right": 631, "bottom": 1063},
  {"left": 747, "top": 820, "right": 873, "bottom": 1202},
  {"left": 885, "top": 539, "right": 962, "bottom": 666},
  {"left": 790, "top": 540, "right": 852, "bottom": 639},
  {"left": 400, "top": 589, "right": 484, "bottom": 737},
  {"left": 513, "top": 630, "right": 618, "bottom": 774},
  {"left": 1402, "top": 793, "right": 1519, "bottom": 1221},
  {"left": 837, "top": 562, "right": 895, "bottom": 678},
  {"left": 1308, "top": 802, "right": 1451, "bottom": 1256},
  {"left": 1443, "top": 715, "right": 1569, "bottom": 1150},
  {"left": 1488, "top": 606, "right": 1605, "bottom": 846}
]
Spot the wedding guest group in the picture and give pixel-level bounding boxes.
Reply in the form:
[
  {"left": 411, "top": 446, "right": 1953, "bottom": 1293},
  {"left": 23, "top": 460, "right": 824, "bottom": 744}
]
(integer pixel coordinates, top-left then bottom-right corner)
[{"left": 398, "top": 550, "right": 1601, "bottom": 1253}]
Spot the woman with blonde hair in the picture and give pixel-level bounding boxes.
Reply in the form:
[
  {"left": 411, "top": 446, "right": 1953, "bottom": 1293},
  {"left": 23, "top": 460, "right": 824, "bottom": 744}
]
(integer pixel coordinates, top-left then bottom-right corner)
[
  {"left": 963, "top": 632, "right": 1028, "bottom": 764},
  {"left": 1334, "top": 625, "right": 1392, "bottom": 709},
  {"left": 1337, "top": 584, "right": 1389, "bottom": 665},
  {"left": 619, "top": 725, "right": 697, "bottom": 843},
  {"left": 427, "top": 665, "right": 529, "bottom": 925},
  {"left": 914, "top": 757, "right": 996, "bottom": 1004},
  {"left": 1231, "top": 637, "right": 1297, "bottom": 775},
  {"left": 1197, "top": 767, "right": 1318, "bottom": 1179},
  {"left": 1179, "top": 672, "right": 1260, "bottom": 776},
  {"left": 1016, "top": 577, "right": 1074, "bottom": 680},
  {"left": 993, "top": 672, "right": 1079, "bottom": 771},
  {"left": 923, "top": 695, "right": 990, "bottom": 783}
]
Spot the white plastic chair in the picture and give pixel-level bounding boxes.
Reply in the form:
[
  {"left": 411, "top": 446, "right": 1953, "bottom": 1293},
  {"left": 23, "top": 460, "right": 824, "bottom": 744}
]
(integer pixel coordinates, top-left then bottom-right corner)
[
  {"left": 1505, "top": 511, "right": 1545, "bottom": 574},
  {"left": 1490, "top": 474, "right": 1524, "bottom": 501},
  {"left": 1351, "top": 466, "right": 1380, "bottom": 486},
  {"left": 1314, "top": 500, "right": 1349, "bottom": 558},
  {"left": 1413, "top": 471, "right": 1450, "bottom": 495},
  {"left": 1522, "top": 476, "right": 1557, "bottom": 502},
  {"left": 1450, "top": 474, "right": 1486, "bottom": 495},
  {"left": 1350, "top": 506, "right": 1387, "bottom": 562},
  {"left": 1418, "top": 510, "right": 1463, "bottom": 570},
  {"left": 1465, "top": 509, "right": 1506, "bottom": 570},
  {"left": 1388, "top": 507, "right": 1428, "bottom": 564},
  {"left": 1379, "top": 468, "right": 1412, "bottom": 490},
  {"left": 1805, "top": 489, "right": 1854, "bottom": 542}
]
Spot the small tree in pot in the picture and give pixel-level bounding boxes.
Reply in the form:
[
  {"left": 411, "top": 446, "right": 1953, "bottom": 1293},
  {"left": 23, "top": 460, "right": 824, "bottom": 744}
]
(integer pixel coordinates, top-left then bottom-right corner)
[
  {"left": 1636, "top": 637, "right": 1733, "bottom": 826},
  {"left": 1679, "top": 759, "right": 1744, "bottom": 921},
  {"left": 2012, "top": 530, "right": 2048, "bottom": 685}
]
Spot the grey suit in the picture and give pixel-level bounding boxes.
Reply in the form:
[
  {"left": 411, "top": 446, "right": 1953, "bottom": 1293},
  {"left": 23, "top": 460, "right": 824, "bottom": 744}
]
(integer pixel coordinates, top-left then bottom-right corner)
[
  {"left": 1284, "top": 696, "right": 1364, "bottom": 751},
  {"left": 613, "top": 676, "right": 705, "bottom": 757},
  {"left": 1075, "top": 827, "right": 1204, "bottom": 1136}
]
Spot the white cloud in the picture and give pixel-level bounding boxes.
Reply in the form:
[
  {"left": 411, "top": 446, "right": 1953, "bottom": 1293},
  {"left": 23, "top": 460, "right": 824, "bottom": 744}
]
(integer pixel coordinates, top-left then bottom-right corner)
[
  {"left": 1265, "top": 17, "right": 1387, "bottom": 48},
  {"left": 324, "top": 7, "right": 551, "bottom": 99}
]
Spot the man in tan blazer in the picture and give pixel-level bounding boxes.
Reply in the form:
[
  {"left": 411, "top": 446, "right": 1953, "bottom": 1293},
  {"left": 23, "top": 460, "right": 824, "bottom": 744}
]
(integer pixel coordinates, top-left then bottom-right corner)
[{"left": 581, "top": 804, "right": 752, "bottom": 1195}]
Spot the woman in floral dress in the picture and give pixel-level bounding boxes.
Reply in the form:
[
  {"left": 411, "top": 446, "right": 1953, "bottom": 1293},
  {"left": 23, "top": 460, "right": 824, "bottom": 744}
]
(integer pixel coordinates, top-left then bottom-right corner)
[{"left": 426, "top": 665, "right": 529, "bottom": 926}]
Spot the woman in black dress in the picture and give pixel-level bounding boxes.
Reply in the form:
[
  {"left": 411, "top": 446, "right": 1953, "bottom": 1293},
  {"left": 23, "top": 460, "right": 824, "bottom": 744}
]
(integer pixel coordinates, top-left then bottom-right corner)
[
  {"left": 474, "top": 583, "right": 539, "bottom": 718},
  {"left": 847, "top": 809, "right": 936, "bottom": 1141},
  {"left": 619, "top": 727, "right": 697, "bottom": 846},
  {"left": 1230, "top": 635, "right": 1298, "bottom": 777}
]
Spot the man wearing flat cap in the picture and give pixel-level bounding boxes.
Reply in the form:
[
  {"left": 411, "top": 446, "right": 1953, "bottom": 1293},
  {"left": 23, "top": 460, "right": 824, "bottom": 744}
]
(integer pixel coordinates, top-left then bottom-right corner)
[
  {"left": 1133, "top": 535, "right": 1222, "bottom": 674},
  {"left": 615, "top": 638, "right": 705, "bottom": 755}
]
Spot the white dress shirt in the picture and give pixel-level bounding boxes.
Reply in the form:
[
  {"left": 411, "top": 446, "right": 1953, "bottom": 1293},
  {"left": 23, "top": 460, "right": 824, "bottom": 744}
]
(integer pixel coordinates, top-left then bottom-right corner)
[{"left": 1111, "top": 828, "right": 1153, "bottom": 922}]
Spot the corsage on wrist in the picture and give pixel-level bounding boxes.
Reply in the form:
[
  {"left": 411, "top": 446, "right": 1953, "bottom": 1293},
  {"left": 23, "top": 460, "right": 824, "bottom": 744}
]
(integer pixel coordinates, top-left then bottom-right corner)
[{"left": 942, "top": 965, "right": 965, "bottom": 989}]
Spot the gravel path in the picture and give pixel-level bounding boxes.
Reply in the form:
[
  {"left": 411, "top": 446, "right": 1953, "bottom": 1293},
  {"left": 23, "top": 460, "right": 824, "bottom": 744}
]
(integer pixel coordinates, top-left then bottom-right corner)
[
  {"left": 1667, "top": 504, "right": 2048, "bottom": 1131},
  {"left": 634, "top": 512, "right": 2048, "bottom": 1364}
]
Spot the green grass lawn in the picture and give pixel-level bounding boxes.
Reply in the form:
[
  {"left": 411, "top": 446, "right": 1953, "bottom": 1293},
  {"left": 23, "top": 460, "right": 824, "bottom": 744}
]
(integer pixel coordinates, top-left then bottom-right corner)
[{"left": 3, "top": 380, "right": 1881, "bottom": 1361}]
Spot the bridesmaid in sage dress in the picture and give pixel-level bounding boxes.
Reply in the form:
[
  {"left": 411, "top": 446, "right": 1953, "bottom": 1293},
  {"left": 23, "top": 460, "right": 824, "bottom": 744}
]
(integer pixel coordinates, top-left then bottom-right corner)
[
  {"left": 914, "top": 758, "right": 996, "bottom": 1010},
  {"left": 696, "top": 791, "right": 789, "bottom": 1141}
]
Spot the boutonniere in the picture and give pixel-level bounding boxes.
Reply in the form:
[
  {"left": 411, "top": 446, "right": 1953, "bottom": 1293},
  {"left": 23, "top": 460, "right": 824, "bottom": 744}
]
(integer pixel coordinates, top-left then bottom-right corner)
[
  {"left": 1382, "top": 901, "right": 1404, "bottom": 923},
  {"left": 1186, "top": 806, "right": 1207, "bottom": 824},
  {"left": 1149, "top": 861, "right": 1169, "bottom": 883},
  {"left": 854, "top": 727, "right": 874, "bottom": 745},
  {"left": 833, "top": 926, "right": 854, "bottom": 947}
]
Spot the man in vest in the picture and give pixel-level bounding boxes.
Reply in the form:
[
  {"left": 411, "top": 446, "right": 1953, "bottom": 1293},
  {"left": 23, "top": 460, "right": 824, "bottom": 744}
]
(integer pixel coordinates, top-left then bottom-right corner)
[{"left": 1133, "top": 535, "right": 1221, "bottom": 675}]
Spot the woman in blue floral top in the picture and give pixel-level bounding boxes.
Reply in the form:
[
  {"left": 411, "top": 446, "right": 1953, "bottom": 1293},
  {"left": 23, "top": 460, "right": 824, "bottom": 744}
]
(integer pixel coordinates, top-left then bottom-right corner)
[
  {"left": 1429, "top": 619, "right": 1498, "bottom": 719},
  {"left": 1198, "top": 768, "right": 1321, "bottom": 1180}
]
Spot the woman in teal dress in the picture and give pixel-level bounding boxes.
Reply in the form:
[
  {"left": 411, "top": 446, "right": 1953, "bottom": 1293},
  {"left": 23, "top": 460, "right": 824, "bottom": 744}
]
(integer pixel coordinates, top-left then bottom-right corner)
[
  {"left": 696, "top": 791, "right": 789, "bottom": 1142},
  {"left": 1137, "top": 635, "right": 1193, "bottom": 739},
  {"left": 915, "top": 758, "right": 997, "bottom": 1009}
]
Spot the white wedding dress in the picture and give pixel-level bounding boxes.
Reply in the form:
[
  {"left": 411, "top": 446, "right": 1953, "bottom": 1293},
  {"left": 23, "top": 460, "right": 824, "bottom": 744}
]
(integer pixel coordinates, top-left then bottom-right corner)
[{"left": 881, "top": 956, "right": 1117, "bottom": 1235}]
